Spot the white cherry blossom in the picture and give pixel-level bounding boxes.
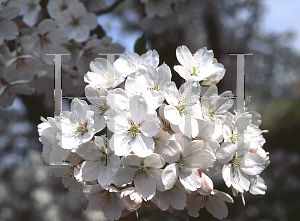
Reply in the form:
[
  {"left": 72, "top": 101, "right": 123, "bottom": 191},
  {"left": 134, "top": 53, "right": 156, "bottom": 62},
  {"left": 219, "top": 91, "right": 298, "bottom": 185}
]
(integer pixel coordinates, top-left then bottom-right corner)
[
  {"left": 107, "top": 95, "right": 160, "bottom": 157},
  {"left": 9, "top": 0, "right": 41, "bottom": 26},
  {"left": 0, "top": 79, "right": 34, "bottom": 108},
  {"left": 174, "top": 45, "right": 225, "bottom": 82},
  {"left": 3, "top": 54, "right": 44, "bottom": 82},
  {"left": 86, "top": 184, "right": 124, "bottom": 221},
  {"left": 38, "top": 116, "right": 69, "bottom": 164},
  {"left": 114, "top": 49, "right": 159, "bottom": 77},
  {"left": 48, "top": 162, "right": 83, "bottom": 193},
  {"left": 47, "top": 0, "right": 79, "bottom": 19},
  {"left": 0, "top": 5, "right": 20, "bottom": 45},
  {"left": 60, "top": 98, "right": 99, "bottom": 150},
  {"left": 161, "top": 133, "right": 215, "bottom": 191},
  {"left": 152, "top": 180, "right": 187, "bottom": 211},
  {"left": 55, "top": 2, "right": 97, "bottom": 42},
  {"left": 21, "top": 19, "right": 69, "bottom": 64},
  {"left": 218, "top": 142, "right": 265, "bottom": 193},
  {"left": 201, "top": 84, "right": 234, "bottom": 142},
  {"left": 84, "top": 57, "right": 129, "bottom": 89},
  {"left": 76, "top": 136, "right": 120, "bottom": 187},
  {"left": 112, "top": 153, "right": 165, "bottom": 200},
  {"left": 76, "top": 37, "right": 124, "bottom": 76},
  {"left": 163, "top": 80, "right": 201, "bottom": 138},
  {"left": 85, "top": 85, "right": 109, "bottom": 132},
  {"left": 187, "top": 189, "right": 234, "bottom": 219}
]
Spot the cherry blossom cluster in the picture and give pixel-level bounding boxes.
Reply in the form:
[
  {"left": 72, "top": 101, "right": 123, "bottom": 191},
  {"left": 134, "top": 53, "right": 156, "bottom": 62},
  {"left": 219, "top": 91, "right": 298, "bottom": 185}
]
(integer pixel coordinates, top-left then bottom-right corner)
[
  {"left": 38, "top": 45, "right": 270, "bottom": 220},
  {"left": 0, "top": 0, "right": 124, "bottom": 108}
]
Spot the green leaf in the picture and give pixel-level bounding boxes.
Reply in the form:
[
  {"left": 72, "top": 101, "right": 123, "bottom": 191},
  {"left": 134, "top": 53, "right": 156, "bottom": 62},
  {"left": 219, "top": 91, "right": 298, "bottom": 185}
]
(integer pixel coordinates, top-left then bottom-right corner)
[
  {"left": 90, "top": 25, "right": 106, "bottom": 39},
  {"left": 134, "top": 33, "right": 147, "bottom": 56}
]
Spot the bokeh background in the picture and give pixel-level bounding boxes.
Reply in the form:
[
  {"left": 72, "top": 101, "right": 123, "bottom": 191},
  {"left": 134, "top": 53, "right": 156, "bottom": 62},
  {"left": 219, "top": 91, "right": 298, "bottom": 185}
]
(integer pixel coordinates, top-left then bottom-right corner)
[{"left": 0, "top": 0, "right": 299, "bottom": 220}]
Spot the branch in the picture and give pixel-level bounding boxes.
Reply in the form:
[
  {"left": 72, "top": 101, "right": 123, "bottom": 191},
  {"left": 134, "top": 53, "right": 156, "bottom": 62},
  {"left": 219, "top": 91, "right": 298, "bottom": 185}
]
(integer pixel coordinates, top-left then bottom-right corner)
[{"left": 96, "top": 0, "right": 126, "bottom": 16}]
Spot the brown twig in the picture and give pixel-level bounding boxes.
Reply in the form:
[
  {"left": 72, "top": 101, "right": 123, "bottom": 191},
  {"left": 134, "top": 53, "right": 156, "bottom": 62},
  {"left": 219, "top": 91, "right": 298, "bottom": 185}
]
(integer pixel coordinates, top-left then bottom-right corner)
[{"left": 95, "top": 0, "right": 126, "bottom": 16}]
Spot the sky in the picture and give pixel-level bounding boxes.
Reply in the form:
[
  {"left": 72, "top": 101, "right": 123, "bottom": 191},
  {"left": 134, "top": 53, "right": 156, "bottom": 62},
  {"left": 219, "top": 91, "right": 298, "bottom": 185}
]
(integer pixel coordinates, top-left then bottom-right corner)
[
  {"left": 98, "top": 1, "right": 300, "bottom": 54},
  {"left": 261, "top": 0, "right": 300, "bottom": 52}
]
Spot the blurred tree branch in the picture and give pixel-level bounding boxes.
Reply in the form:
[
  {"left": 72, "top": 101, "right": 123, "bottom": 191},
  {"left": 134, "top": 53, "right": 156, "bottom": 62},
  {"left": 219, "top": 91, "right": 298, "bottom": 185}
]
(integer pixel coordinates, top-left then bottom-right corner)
[{"left": 96, "top": 0, "right": 126, "bottom": 15}]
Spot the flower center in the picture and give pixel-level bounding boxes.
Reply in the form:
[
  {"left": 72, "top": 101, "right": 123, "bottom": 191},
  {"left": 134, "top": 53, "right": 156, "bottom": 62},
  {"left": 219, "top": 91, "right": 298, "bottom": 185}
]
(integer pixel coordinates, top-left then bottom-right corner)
[
  {"left": 38, "top": 33, "right": 52, "bottom": 45},
  {"left": 97, "top": 103, "right": 107, "bottom": 115},
  {"left": 135, "top": 165, "right": 148, "bottom": 178},
  {"left": 208, "top": 108, "right": 215, "bottom": 117},
  {"left": 178, "top": 157, "right": 190, "bottom": 170},
  {"left": 71, "top": 17, "right": 80, "bottom": 27},
  {"left": 15, "top": 58, "right": 27, "bottom": 69},
  {"left": 162, "top": 120, "right": 174, "bottom": 134},
  {"left": 101, "top": 191, "right": 113, "bottom": 205},
  {"left": 231, "top": 156, "right": 242, "bottom": 171},
  {"left": 60, "top": 2, "right": 68, "bottom": 11},
  {"left": 128, "top": 122, "right": 141, "bottom": 138},
  {"left": 102, "top": 72, "right": 116, "bottom": 84},
  {"left": 28, "top": 2, "right": 36, "bottom": 10},
  {"left": 147, "top": 84, "right": 159, "bottom": 91},
  {"left": 200, "top": 195, "right": 211, "bottom": 203},
  {"left": 229, "top": 133, "right": 237, "bottom": 144},
  {"left": 191, "top": 66, "right": 199, "bottom": 77},
  {"left": 176, "top": 102, "right": 186, "bottom": 115},
  {"left": 77, "top": 123, "right": 88, "bottom": 135},
  {"left": 100, "top": 154, "right": 107, "bottom": 166}
]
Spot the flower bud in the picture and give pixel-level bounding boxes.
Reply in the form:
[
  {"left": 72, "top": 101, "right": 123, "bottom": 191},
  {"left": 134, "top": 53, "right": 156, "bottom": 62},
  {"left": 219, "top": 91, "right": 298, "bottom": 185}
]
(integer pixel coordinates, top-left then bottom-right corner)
[
  {"left": 120, "top": 187, "right": 143, "bottom": 211},
  {"left": 198, "top": 172, "right": 214, "bottom": 195}
]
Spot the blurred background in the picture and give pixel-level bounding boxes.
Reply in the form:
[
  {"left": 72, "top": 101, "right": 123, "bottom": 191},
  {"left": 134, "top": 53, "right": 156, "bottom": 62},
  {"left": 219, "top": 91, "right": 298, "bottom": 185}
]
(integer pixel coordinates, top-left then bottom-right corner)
[{"left": 0, "top": 0, "right": 299, "bottom": 220}]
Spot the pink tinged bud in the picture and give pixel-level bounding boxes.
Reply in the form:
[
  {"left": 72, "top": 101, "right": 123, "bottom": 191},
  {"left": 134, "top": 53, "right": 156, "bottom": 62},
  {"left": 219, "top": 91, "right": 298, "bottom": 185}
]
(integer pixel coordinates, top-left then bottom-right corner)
[
  {"left": 198, "top": 172, "right": 214, "bottom": 195},
  {"left": 120, "top": 187, "right": 143, "bottom": 211},
  {"left": 250, "top": 147, "right": 267, "bottom": 161}
]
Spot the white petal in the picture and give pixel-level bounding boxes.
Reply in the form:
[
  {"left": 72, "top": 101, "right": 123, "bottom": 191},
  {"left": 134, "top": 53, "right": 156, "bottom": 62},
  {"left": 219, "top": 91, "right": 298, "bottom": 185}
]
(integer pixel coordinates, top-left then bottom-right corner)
[
  {"left": 164, "top": 105, "right": 180, "bottom": 125},
  {"left": 70, "top": 98, "right": 90, "bottom": 122},
  {"left": 195, "top": 119, "right": 215, "bottom": 139},
  {"left": 163, "top": 82, "right": 179, "bottom": 106},
  {"left": 106, "top": 110, "right": 129, "bottom": 134},
  {"left": 162, "top": 163, "right": 179, "bottom": 190},
  {"left": 141, "top": 49, "right": 159, "bottom": 67},
  {"left": 153, "top": 190, "right": 169, "bottom": 211},
  {"left": 103, "top": 193, "right": 123, "bottom": 221},
  {"left": 120, "top": 154, "right": 143, "bottom": 167},
  {"left": 129, "top": 95, "right": 148, "bottom": 123},
  {"left": 216, "top": 142, "right": 236, "bottom": 164},
  {"left": 241, "top": 153, "right": 265, "bottom": 175},
  {"left": 205, "top": 196, "right": 228, "bottom": 219},
  {"left": 144, "top": 153, "right": 165, "bottom": 168},
  {"left": 107, "top": 88, "right": 129, "bottom": 111},
  {"left": 169, "top": 182, "right": 187, "bottom": 210},
  {"left": 222, "top": 163, "right": 232, "bottom": 188},
  {"left": 149, "top": 168, "right": 165, "bottom": 192},
  {"left": 140, "top": 114, "right": 160, "bottom": 137},
  {"left": 156, "top": 63, "right": 172, "bottom": 89},
  {"left": 186, "top": 146, "right": 215, "bottom": 170},
  {"left": 176, "top": 45, "right": 193, "bottom": 67},
  {"left": 82, "top": 161, "right": 100, "bottom": 181},
  {"left": 132, "top": 134, "right": 155, "bottom": 158},
  {"left": 112, "top": 167, "right": 135, "bottom": 186},
  {"left": 109, "top": 133, "right": 133, "bottom": 156},
  {"left": 250, "top": 175, "right": 267, "bottom": 195},
  {"left": 98, "top": 166, "right": 114, "bottom": 187},
  {"left": 179, "top": 168, "right": 201, "bottom": 191},
  {"left": 113, "top": 56, "right": 134, "bottom": 78},
  {"left": 179, "top": 80, "right": 200, "bottom": 106},
  {"left": 161, "top": 138, "right": 182, "bottom": 163},
  {"left": 134, "top": 174, "right": 156, "bottom": 200},
  {"left": 213, "top": 189, "right": 234, "bottom": 203}
]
